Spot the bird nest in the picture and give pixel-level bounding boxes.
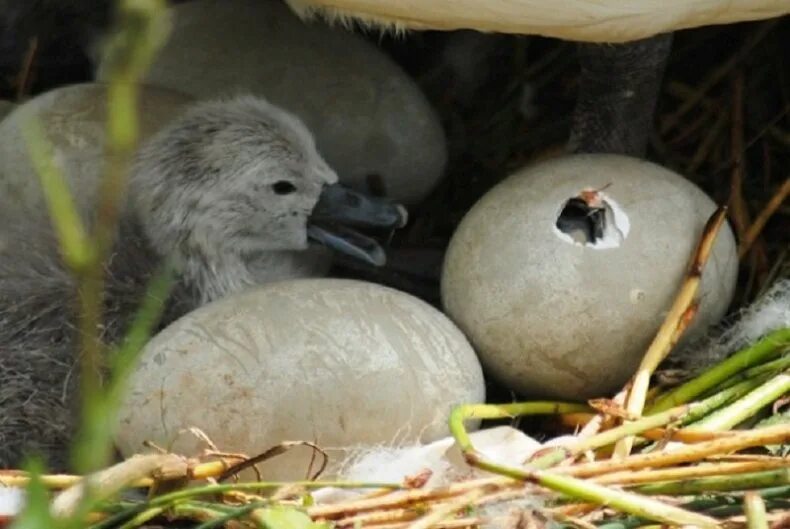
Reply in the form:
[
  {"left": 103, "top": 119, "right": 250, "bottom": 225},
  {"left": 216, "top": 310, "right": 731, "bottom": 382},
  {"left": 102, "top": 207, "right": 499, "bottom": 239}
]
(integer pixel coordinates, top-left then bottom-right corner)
[
  {"left": 2, "top": 237, "right": 789, "bottom": 528},
  {"left": 0, "top": 5, "right": 788, "bottom": 529},
  {"left": 2, "top": 317, "right": 788, "bottom": 528}
]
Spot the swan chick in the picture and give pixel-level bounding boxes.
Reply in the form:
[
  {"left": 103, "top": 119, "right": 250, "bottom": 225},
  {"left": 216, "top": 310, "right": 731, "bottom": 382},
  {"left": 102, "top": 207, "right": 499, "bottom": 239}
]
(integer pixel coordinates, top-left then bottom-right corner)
[{"left": 0, "top": 87, "right": 406, "bottom": 470}]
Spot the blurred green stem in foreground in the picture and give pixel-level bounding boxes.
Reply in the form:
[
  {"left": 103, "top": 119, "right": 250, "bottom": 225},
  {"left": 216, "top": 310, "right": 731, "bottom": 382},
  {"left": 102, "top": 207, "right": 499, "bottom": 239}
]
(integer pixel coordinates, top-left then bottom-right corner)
[{"left": 12, "top": 1, "right": 171, "bottom": 528}]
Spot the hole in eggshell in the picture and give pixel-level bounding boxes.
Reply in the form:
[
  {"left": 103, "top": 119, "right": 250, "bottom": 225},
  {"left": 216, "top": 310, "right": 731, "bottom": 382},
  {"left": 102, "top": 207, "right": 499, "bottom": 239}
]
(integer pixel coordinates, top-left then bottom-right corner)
[
  {"left": 554, "top": 189, "right": 629, "bottom": 249},
  {"left": 365, "top": 173, "right": 387, "bottom": 197}
]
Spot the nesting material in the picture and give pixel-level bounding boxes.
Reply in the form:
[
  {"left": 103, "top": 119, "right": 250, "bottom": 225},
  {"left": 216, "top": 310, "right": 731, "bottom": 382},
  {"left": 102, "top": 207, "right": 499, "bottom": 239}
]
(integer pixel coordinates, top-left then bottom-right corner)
[
  {"left": 442, "top": 154, "right": 739, "bottom": 400},
  {"left": 310, "top": 425, "right": 575, "bottom": 505},
  {"left": 97, "top": 0, "right": 447, "bottom": 205},
  {"left": 335, "top": 426, "right": 577, "bottom": 487},
  {"left": 674, "top": 278, "right": 790, "bottom": 372},
  {"left": 115, "top": 278, "right": 485, "bottom": 480}
]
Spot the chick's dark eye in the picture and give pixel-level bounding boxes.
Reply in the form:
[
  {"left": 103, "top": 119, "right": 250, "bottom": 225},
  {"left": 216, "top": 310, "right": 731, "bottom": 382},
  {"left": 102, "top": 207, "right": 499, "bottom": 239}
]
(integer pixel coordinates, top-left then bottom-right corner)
[{"left": 272, "top": 181, "right": 297, "bottom": 195}]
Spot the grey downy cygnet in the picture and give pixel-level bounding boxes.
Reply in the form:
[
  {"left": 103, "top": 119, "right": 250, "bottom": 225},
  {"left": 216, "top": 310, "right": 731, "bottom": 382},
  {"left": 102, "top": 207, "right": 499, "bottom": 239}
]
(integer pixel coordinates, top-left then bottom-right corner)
[{"left": 0, "top": 83, "right": 406, "bottom": 470}]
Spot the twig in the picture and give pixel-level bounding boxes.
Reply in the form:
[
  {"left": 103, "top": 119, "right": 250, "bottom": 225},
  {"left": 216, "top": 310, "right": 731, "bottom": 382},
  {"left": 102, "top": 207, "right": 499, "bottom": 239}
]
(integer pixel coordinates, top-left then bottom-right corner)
[
  {"left": 729, "top": 72, "right": 751, "bottom": 243},
  {"left": 51, "top": 454, "right": 186, "bottom": 519},
  {"left": 310, "top": 479, "right": 508, "bottom": 520},
  {"left": 615, "top": 206, "right": 728, "bottom": 457},
  {"left": 565, "top": 375, "right": 768, "bottom": 459},
  {"left": 562, "top": 424, "right": 790, "bottom": 478},
  {"left": 218, "top": 441, "right": 328, "bottom": 482},
  {"left": 451, "top": 402, "right": 695, "bottom": 472},
  {"left": 579, "top": 388, "right": 629, "bottom": 442},
  {"left": 450, "top": 406, "right": 722, "bottom": 526},
  {"left": 335, "top": 508, "right": 418, "bottom": 527},
  {"left": 739, "top": 178, "right": 790, "bottom": 258},
  {"left": 687, "top": 108, "right": 728, "bottom": 174},
  {"left": 660, "top": 21, "right": 778, "bottom": 135},
  {"left": 594, "top": 460, "right": 790, "bottom": 486},
  {"left": 15, "top": 37, "right": 38, "bottom": 100},
  {"left": 560, "top": 413, "right": 735, "bottom": 443},
  {"left": 363, "top": 516, "right": 500, "bottom": 529},
  {"left": 406, "top": 489, "right": 484, "bottom": 529}
]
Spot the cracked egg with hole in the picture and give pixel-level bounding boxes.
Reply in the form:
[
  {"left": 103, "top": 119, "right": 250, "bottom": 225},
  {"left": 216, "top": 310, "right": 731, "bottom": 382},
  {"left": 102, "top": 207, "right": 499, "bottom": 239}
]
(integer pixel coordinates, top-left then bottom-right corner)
[{"left": 441, "top": 153, "right": 738, "bottom": 401}]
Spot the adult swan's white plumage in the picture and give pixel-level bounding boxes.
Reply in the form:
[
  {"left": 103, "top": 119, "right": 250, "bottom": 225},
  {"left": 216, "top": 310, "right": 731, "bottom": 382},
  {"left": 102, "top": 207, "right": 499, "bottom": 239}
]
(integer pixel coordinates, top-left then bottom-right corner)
[
  {"left": 286, "top": 0, "right": 788, "bottom": 157},
  {"left": 0, "top": 83, "right": 406, "bottom": 470},
  {"left": 285, "top": 0, "right": 789, "bottom": 42}
]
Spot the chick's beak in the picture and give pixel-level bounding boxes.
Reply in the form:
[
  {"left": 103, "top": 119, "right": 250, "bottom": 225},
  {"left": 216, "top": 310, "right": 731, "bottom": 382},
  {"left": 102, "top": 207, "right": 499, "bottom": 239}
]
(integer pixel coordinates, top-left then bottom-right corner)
[{"left": 307, "top": 183, "right": 408, "bottom": 266}]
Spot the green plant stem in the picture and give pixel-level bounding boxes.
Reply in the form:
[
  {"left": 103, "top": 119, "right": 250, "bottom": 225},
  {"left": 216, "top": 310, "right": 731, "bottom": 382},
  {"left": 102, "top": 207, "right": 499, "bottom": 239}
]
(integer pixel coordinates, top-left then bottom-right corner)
[
  {"left": 71, "top": 0, "right": 171, "bottom": 478},
  {"left": 532, "top": 404, "right": 696, "bottom": 469},
  {"left": 648, "top": 327, "right": 790, "bottom": 413},
  {"left": 686, "top": 371, "right": 790, "bottom": 431},
  {"left": 150, "top": 481, "right": 398, "bottom": 506},
  {"left": 19, "top": 117, "right": 93, "bottom": 269},
  {"left": 88, "top": 481, "right": 390, "bottom": 529},
  {"left": 8, "top": 460, "right": 54, "bottom": 529},
  {"left": 105, "top": 264, "right": 175, "bottom": 406},
  {"left": 704, "top": 501, "right": 790, "bottom": 519},
  {"left": 670, "top": 375, "right": 768, "bottom": 427},
  {"left": 449, "top": 401, "right": 590, "bottom": 459},
  {"left": 169, "top": 503, "right": 236, "bottom": 526},
  {"left": 614, "top": 375, "right": 770, "bottom": 453},
  {"left": 633, "top": 468, "right": 789, "bottom": 495},
  {"left": 566, "top": 489, "right": 790, "bottom": 529},
  {"left": 714, "top": 354, "right": 790, "bottom": 393},
  {"left": 449, "top": 403, "right": 718, "bottom": 527},
  {"left": 450, "top": 402, "right": 695, "bottom": 471},
  {"left": 617, "top": 365, "right": 775, "bottom": 453},
  {"left": 555, "top": 424, "right": 788, "bottom": 480},
  {"left": 190, "top": 502, "right": 267, "bottom": 529},
  {"left": 564, "top": 367, "right": 772, "bottom": 456},
  {"left": 745, "top": 492, "right": 770, "bottom": 529},
  {"left": 532, "top": 471, "right": 719, "bottom": 528},
  {"left": 115, "top": 506, "right": 168, "bottom": 529},
  {"left": 451, "top": 401, "right": 729, "bottom": 474}
]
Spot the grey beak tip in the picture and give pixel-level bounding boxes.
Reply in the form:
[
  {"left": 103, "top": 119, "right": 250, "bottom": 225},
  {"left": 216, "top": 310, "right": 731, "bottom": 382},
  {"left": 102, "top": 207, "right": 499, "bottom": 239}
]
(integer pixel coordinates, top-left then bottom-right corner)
[
  {"left": 395, "top": 204, "right": 409, "bottom": 228},
  {"left": 307, "top": 183, "right": 406, "bottom": 267},
  {"left": 369, "top": 247, "right": 387, "bottom": 267}
]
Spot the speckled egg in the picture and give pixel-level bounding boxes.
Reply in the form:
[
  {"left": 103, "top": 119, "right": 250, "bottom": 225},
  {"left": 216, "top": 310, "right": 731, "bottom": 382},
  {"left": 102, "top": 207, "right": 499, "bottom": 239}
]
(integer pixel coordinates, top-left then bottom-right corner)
[
  {"left": 116, "top": 278, "right": 485, "bottom": 479},
  {"left": 441, "top": 154, "right": 738, "bottom": 400},
  {"left": 96, "top": 0, "right": 447, "bottom": 205}
]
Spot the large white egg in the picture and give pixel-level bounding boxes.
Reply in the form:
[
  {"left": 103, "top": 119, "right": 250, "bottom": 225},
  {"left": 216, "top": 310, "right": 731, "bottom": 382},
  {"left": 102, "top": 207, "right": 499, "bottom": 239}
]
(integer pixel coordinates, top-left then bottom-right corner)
[
  {"left": 0, "top": 83, "right": 190, "bottom": 217},
  {"left": 96, "top": 0, "right": 447, "bottom": 205},
  {"left": 116, "top": 278, "right": 485, "bottom": 480},
  {"left": 0, "top": 100, "right": 15, "bottom": 122},
  {"left": 441, "top": 154, "right": 738, "bottom": 400}
]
